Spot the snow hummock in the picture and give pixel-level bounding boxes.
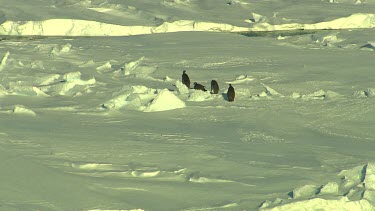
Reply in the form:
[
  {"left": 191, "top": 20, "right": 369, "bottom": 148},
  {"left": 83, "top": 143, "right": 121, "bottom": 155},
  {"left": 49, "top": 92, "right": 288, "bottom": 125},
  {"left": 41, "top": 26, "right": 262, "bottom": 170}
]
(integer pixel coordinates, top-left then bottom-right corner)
[
  {"left": 102, "top": 86, "right": 185, "bottom": 112},
  {"left": 59, "top": 71, "right": 96, "bottom": 96},
  {"left": 12, "top": 105, "right": 36, "bottom": 116},
  {"left": 188, "top": 90, "right": 212, "bottom": 102},
  {"left": 175, "top": 80, "right": 189, "bottom": 94},
  {"left": 143, "top": 89, "right": 186, "bottom": 112},
  {"left": 260, "top": 163, "right": 375, "bottom": 211}
]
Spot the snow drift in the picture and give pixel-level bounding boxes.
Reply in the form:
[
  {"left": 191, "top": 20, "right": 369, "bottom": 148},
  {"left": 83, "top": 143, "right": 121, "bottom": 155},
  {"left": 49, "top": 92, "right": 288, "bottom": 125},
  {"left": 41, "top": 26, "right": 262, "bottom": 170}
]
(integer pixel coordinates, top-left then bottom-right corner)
[{"left": 260, "top": 163, "right": 375, "bottom": 211}]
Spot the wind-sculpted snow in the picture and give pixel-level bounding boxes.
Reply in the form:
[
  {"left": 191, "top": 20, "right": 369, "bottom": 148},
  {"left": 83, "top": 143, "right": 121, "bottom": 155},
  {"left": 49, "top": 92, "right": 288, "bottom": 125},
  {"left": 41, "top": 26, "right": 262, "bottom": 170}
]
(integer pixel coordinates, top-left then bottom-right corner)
[
  {"left": 260, "top": 164, "right": 375, "bottom": 211},
  {"left": 0, "top": 19, "right": 250, "bottom": 36},
  {"left": 1, "top": 13, "right": 375, "bottom": 37},
  {"left": 252, "top": 13, "right": 375, "bottom": 31},
  {"left": 102, "top": 86, "right": 185, "bottom": 112}
]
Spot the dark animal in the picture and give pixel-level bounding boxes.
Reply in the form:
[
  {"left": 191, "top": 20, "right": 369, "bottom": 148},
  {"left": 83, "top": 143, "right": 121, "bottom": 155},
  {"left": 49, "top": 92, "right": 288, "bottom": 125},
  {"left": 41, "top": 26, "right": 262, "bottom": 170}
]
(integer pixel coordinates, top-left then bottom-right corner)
[
  {"left": 211, "top": 80, "right": 219, "bottom": 94},
  {"left": 227, "top": 84, "right": 235, "bottom": 102},
  {"left": 194, "top": 82, "right": 207, "bottom": 92},
  {"left": 182, "top": 70, "right": 190, "bottom": 88}
]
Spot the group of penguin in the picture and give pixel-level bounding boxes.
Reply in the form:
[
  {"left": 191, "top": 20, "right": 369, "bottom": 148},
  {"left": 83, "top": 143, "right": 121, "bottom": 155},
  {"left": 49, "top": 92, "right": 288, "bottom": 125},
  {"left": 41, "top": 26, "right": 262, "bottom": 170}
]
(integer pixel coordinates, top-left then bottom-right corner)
[{"left": 181, "top": 70, "right": 235, "bottom": 102}]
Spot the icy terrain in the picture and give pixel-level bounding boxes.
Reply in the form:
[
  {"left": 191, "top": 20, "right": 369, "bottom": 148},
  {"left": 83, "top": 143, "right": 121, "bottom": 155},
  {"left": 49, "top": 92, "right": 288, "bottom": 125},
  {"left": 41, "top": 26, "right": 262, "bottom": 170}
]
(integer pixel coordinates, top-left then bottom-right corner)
[{"left": 1, "top": 0, "right": 375, "bottom": 210}]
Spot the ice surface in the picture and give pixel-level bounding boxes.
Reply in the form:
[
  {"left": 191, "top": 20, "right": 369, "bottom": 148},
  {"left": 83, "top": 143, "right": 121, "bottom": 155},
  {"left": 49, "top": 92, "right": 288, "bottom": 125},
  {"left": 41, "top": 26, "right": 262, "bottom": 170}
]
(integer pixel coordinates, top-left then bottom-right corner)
[{"left": 1, "top": 0, "right": 375, "bottom": 210}]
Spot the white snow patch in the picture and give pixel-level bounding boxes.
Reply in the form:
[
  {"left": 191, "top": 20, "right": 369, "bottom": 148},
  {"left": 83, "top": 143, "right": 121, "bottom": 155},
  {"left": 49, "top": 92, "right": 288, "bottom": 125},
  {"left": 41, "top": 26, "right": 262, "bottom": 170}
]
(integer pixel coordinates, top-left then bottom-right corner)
[
  {"left": 12, "top": 105, "right": 36, "bottom": 116},
  {"left": 262, "top": 197, "right": 374, "bottom": 211},
  {"left": 96, "top": 62, "right": 113, "bottom": 73},
  {"left": 32, "top": 87, "right": 50, "bottom": 97},
  {"left": 301, "top": 90, "right": 340, "bottom": 100},
  {"left": 120, "top": 57, "right": 157, "bottom": 77},
  {"left": 102, "top": 86, "right": 155, "bottom": 111},
  {"left": 188, "top": 90, "right": 212, "bottom": 102},
  {"left": 79, "top": 60, "right": 96, "bottom": 68},
  {"left": 175, "top": 80, "right": 189, "bottom": 94},
  {"left": 0, "top": 19, "right": 250, "bottom": 36},
  {"left": 290, "top": 184, "right": 319, "bottom": 199},
  {"left": 50, "top": 43, "right": 72, "bottom": 57},
  {"left": 71, "top": 163, "right": 114, "bottom": 171},
  {"left": 227, "top": 75, "right": 255, "bottom": 84},
  {"left": 261, "top": 164, "right": 375, "bottom": 211},
  {"left": 319, "top": 182, "right": 339, "bottom": 195},
  {"left": 143, "top": 89, "right": 186, "bottom": 112},
  {"left": 103, "top": 86, "right": 185, "bottom": 112},
  {"left": 131, "top": 170, "right": 161, "bottom": 178},
  {"left": 262, "top": 84, "right": 283, "bottom": 97},
  {"left": 0, "top": 51, "right": 10, "bottom": 71},
  {"left": 246, "top": 13, "right": 266, "bottom": 23},
  {"left": 59, "top": 71, "right": 96, "bottom": 96},
  {"left": 252, "top": 13, "right": 375, "bottom": 31}
]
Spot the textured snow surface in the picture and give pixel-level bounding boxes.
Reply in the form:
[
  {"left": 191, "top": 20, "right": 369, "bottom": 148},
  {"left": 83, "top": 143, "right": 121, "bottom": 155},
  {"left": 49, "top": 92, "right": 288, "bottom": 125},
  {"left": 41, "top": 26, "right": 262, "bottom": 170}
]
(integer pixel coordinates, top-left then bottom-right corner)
[
  {"left": 261, "top": 163, "right": 375, "bottom": 210},
  {"left": 2, "top": 0, "right": 375, "bottom": 210}
]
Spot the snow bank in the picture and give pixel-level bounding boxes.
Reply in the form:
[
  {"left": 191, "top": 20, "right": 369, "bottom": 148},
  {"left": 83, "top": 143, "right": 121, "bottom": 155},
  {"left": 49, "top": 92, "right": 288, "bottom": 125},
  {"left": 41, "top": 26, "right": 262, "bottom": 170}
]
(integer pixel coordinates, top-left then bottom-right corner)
[
  {"left": 260, "top": 163, "right": 375, "bottom": 211},
  {"left": 252, "top": 13, "right": 375, "bottom": 31},
  {"left": 0, "top": 19, "right": 249, "bottom": 36},
  {"left": 2, "top": 13, "right": 374, "bottom": 37}
]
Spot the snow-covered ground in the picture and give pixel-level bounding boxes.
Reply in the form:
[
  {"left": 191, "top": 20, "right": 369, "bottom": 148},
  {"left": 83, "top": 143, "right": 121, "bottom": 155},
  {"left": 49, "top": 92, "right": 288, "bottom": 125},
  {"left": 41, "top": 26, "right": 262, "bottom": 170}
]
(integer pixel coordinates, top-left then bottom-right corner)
[{"left": 1, "top": 0, "right": 375, "bottom": 210}]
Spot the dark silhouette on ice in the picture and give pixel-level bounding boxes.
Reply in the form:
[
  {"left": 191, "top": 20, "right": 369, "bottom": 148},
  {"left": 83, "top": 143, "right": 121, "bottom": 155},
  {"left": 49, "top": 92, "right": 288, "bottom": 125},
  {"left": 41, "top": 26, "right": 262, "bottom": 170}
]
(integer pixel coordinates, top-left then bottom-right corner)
[
  {"left": 211, "top": 80, "right": 219, "bottom": 94},
  {"left": 227, "top": 84, "right": 235, "bottom": 102},
  {"left": 193, "top": 82, "right": 207, "bottom": 92},
  {"left": 182, "top": 70, "right": 190, "bottom": 88}
]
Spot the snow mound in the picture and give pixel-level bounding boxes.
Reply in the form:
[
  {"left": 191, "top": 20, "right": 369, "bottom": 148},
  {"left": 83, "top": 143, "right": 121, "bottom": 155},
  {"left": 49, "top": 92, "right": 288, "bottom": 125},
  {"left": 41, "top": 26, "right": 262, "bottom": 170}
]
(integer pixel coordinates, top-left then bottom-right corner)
[
  {"left": 175, "top": 80, "right": 189, "bottom": 94},
  {"left": 290, "top": 90, "right": 341, "bottom": 100},
  {"left": 251, "top": 85, "right": 283, "bottom": 99},
  {"left": 102, "top": 86, "right": 185, "bottom": 112},
  {"left": 0, "top": 19, "right": 249, "bottom": 36},
  {"left": 353, "top": 88, "right": 375, "bottom": 97},
  {"left": 262, "top": 84, "right": 283, "bottom": 97},
  {"left": 119, "top": 57, "right": 157, "bottom": 77},
  {"left": 50, "top": 43, "right": 72, "bottom": 57},
  {"left": 227, "top": 75, "right": 255, "bottom": 84},
  {"left": 252, "top": 13, "right": 375, "bottom": 31},
  {"left": 96, "top": 62, "right": 113, "bottom": 73},
  {"left": 188, "top": 90, "right": 212, "bottom": 102},
  {"left": 102, "top": 85, "right": 156, "bottom": 111},
  {"left": 58, "top": 71, "right": 96, "bottom": 96},
  {"left": 12, "top": 105, "right": 36, "bottom": 116},
  {"left": 144, "top": 89, "right": 186, "bottom": 112},
  {"left": 260, "top": 163, "right": 375, "bottom": 211}
]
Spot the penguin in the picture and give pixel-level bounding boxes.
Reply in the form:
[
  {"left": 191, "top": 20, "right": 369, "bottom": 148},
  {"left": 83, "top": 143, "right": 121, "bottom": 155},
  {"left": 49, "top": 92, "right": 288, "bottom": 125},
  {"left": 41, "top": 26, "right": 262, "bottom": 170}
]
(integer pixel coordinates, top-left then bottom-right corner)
[
  {"left": 182, "top": 70, "right": 190, "bottom": 89},
  {"left": 211, "top": 80, "right": 219, "bottom": 94},
  {"left": 227, "top": 84, "right": 235, "bottom": 102},
  {"left": 193, "top": 82, "right": 207, "bottom": 92}
]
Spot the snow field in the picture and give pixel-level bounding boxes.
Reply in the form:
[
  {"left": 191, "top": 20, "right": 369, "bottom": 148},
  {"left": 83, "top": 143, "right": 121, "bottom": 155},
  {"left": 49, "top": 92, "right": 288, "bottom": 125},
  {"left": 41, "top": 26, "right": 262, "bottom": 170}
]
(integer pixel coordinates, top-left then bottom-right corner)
[{"left": 1, "top": 1, "right": 375, "bottom": 208}]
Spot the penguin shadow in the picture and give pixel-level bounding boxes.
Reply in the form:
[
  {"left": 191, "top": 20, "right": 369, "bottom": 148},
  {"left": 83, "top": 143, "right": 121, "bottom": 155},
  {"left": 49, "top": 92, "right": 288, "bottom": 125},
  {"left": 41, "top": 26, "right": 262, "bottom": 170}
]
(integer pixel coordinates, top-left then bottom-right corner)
[{"left": 222, "top": 93, "right": 229, "bottom": 101}]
